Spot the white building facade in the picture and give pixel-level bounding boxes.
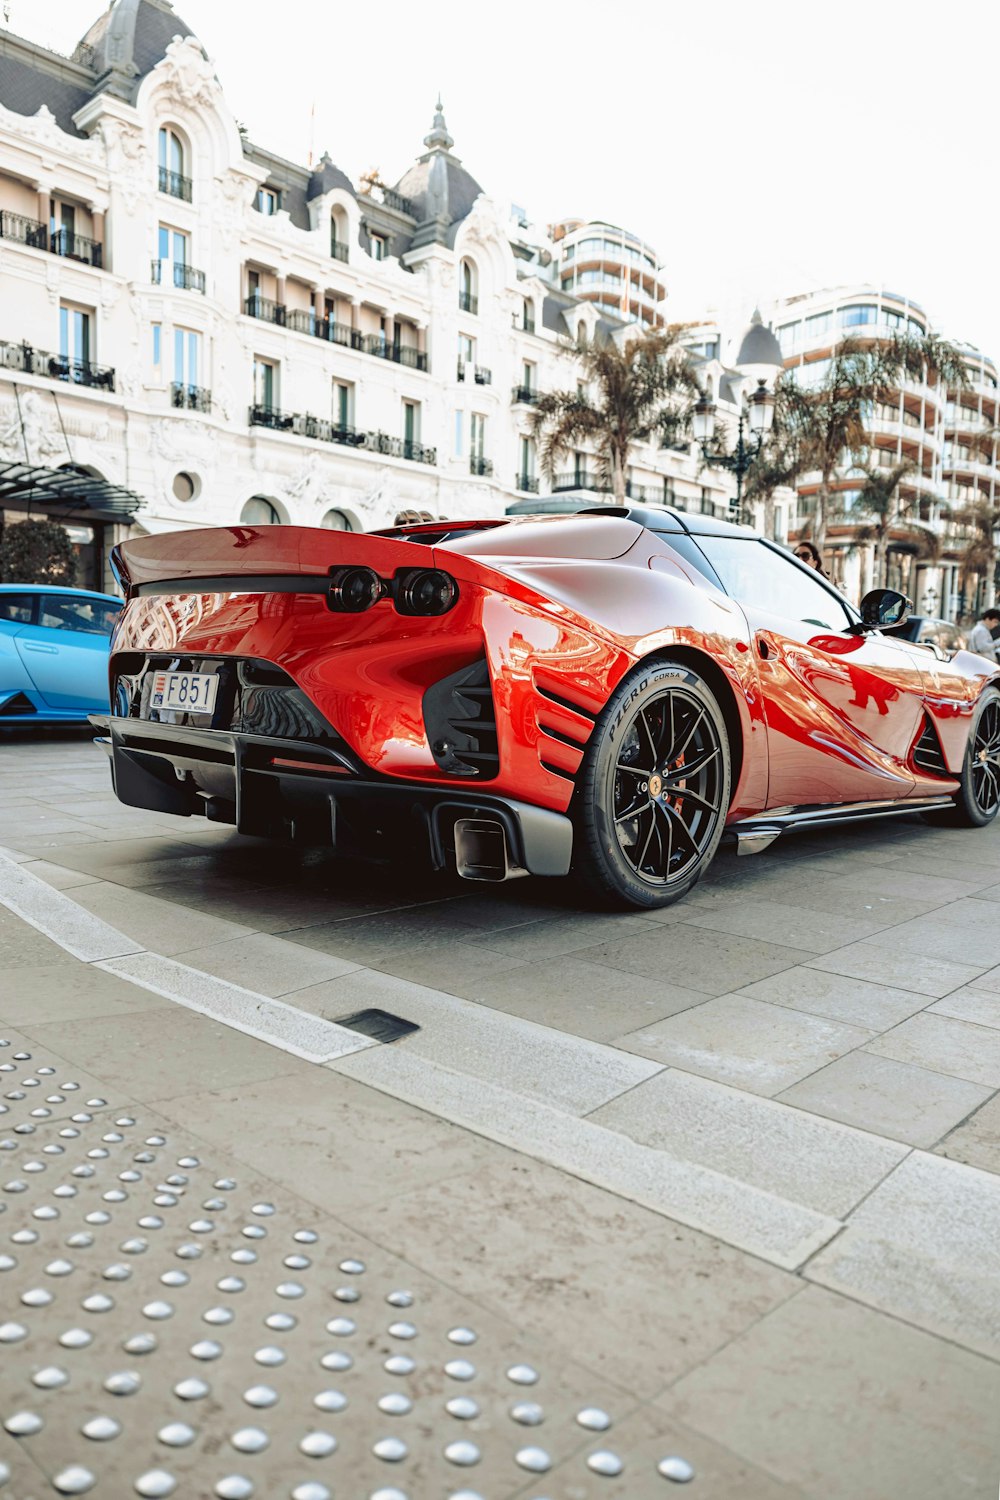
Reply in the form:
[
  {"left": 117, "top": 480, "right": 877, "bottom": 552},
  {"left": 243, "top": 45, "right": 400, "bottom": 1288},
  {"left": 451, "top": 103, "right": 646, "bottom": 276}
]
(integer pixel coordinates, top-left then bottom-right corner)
[
  {"left": 0, "top": 0, "right": 734, "bottom": 593},
  {"left": 770, "top": 285, "right": 1000, "bottom": 616}
]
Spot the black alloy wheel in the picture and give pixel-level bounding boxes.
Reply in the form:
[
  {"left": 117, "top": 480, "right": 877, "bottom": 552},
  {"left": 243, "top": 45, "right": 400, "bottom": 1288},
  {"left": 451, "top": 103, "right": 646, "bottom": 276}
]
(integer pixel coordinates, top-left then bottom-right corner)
[
  {"left": 929, "top": 687, "right": 1000, "bottom": 828},
  {"left": 574, "top": 662, "right": 731, "bottom": 909},
  {"left": 970, "top": 695, "right": 1000, "bottom": 819}
]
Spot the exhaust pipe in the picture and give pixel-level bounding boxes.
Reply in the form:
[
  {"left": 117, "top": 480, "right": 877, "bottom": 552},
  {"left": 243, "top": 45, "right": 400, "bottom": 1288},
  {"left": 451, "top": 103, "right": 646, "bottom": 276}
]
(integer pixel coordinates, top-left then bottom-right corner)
[{"left": 453, "top": 817, "right": 526, "bottom": 882}]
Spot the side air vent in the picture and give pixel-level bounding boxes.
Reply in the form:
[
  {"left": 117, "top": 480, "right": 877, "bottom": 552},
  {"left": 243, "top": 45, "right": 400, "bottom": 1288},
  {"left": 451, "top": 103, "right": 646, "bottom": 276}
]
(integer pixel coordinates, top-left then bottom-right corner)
[
  {"left": 423, "top": 658, "right": 499, "bottom": 778},
  {"left": 0, "top": 692, "right": 35, "bottom": 716},
  {"left": 913, "top": 717, "right": 948, "bottom": 776}
]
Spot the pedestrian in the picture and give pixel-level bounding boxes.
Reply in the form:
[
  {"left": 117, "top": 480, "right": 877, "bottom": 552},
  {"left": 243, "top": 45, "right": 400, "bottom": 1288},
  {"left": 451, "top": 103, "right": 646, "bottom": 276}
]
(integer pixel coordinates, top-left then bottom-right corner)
[
  {"left": 794, "top": 540, "right": 827, "bottom": 576},
  {"left": 968, "top": 607, "right": 1000, "bottom": 663}
]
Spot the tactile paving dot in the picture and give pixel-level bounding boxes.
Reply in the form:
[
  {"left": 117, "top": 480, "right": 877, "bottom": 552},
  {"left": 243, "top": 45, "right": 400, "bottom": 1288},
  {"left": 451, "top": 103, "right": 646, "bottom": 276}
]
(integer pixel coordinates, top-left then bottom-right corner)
[{"left": 0, "top": 1034, "right": 695, "bottom": 1492}]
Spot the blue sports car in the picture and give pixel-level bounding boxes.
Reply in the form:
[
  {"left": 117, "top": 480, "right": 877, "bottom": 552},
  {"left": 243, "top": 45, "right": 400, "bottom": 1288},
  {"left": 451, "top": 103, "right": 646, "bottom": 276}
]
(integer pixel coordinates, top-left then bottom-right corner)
[{"left": 0, "top": 584, "right": 121, "bottom": 725}]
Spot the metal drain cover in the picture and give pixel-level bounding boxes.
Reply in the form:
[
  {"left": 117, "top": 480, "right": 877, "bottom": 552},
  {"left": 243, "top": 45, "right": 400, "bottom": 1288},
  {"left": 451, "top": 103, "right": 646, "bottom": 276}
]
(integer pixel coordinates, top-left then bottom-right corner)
[{"left": 334, "top": 1009, "right": 420, "bottom": 1043}]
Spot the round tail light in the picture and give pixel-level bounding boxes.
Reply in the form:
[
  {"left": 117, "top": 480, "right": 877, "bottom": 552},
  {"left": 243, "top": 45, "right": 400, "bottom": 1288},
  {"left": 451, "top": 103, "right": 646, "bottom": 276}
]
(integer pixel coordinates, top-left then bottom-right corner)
[
  {"left": 327, "top": 566, "right": 385, "bottom": 612},
  {"left": 395, "top": 569, "right": 459, "bottom": 616}
]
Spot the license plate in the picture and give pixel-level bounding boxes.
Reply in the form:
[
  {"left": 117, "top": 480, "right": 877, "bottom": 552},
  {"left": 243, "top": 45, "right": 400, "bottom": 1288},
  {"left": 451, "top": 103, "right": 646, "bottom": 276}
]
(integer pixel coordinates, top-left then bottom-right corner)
[{"left": 150, "top": 671, "right": 219, "bottom": 714}]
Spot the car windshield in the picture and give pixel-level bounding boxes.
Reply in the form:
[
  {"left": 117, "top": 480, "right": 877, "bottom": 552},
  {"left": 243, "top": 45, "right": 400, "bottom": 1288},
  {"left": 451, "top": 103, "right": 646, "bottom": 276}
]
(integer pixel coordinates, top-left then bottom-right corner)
[{"left": 692, "top": 536, "right": 854, "bottom": 630}]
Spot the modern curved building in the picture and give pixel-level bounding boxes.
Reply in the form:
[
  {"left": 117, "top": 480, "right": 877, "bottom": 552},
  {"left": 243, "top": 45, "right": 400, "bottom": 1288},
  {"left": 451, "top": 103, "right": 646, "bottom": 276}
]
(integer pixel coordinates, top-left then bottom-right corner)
[
  {"left": 551, "top": 219, "right": 666, "bottom": 328},
  {"left": 772, "top": 286, "right": 1000, "bottom": 616}
]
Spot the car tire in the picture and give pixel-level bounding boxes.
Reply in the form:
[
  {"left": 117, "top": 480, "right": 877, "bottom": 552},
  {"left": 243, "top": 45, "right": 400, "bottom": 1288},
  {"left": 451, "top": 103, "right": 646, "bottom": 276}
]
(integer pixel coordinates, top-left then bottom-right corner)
[
  {"left": 573, "top": 660, "right": 731, "bottom": 910},
  {"left": 926, "top": 687, "right": 1000, "bottom": 828}
]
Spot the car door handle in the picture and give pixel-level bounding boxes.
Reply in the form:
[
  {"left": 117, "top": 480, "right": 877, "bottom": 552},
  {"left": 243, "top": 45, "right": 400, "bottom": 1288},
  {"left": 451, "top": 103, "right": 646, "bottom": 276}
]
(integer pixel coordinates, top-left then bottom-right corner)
[
  {"left": 21, "top": 641, "right": 58, "bottom": 654},
  {"left": 755, "top": 631, "right": 778, "bottom": 661}
]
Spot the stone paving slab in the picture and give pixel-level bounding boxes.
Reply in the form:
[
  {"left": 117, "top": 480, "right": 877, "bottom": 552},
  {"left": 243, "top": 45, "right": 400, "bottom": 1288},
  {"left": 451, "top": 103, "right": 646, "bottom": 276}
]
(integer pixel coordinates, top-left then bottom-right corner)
[
  {"left": 776, "top": 1050, "right": 994, "bottom": 1148},
  {"left": 666, "top": 1286, "right": 1000, "bottom": 1500},
  {"left": 331, "top": 1045, "right": 841, "bottom": 1270},
  {"left": 864, "top": 1011, "right": 1000, "bottom": 1087},
  {"left": 935, "top": 1091, "right": 1000, "bottom": 1174},
  {"left": 588, "top": 1068, "right": 909, "bottom": 1217},
  {"left": 733, "top": 968, "right": 930, "bottom": 1031},
  {"left": 805, "top": 1151, "right": 1000, "bottom": 1359},
  {"left": 615, "top": 993, "right": 874, "bottom": 1096}
]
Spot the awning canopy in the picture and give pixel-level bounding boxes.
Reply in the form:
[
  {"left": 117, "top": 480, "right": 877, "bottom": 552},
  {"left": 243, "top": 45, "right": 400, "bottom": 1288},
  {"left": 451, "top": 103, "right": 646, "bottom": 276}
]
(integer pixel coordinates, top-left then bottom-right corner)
[{"left": 0, "top": 461, "right": 143, "bottom": 520}]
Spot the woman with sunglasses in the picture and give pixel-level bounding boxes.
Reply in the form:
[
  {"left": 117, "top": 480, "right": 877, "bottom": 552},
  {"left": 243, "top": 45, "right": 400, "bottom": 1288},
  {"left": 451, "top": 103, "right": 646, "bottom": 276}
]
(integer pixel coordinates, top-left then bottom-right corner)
[{"left": 794, "top": 540, "right": 827, "bottom": 575}]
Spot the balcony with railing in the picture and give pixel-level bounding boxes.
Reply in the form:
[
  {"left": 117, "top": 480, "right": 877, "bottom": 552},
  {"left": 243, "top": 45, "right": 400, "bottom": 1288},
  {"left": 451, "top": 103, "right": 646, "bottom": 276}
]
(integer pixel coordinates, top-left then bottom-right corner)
[
  {"left": 553, "top": 472, "right": 607, "bottom": 493},
  {"left": 514, "top": 473, "right": 540, "bottom": 492},
  {"left": 171, "top": 382, "right": 212, "bottom": 413},
  {"left": 469, "top": 455, "right": 494, "bottom": 477},
  {"left": 513, "top": 311, "right": 537, "bottom": 334},
  {"left": 248, "top": 405, "right": 436, "bottom": 464},
  {"left": 459, "top": 291, "right": 478, "bottom": 315},
  {"left": 0, "top": 210, "right": 47, "bottom": 249},
  {"left": 244, "top": 294, "right": 286, "bottom": 325},
  {"left": 474, "top": 366, "right": 492, "bottom": 385},
  {"left": 330, "top": 240, "right": 349, "bottom": 263},
  {"left": 152, "top": 260, "right": 206, "bottom": 294},
  {"left": 0, "top": 213, "right": 103, "bottom": 267},
  {"left": 511, "top": 383, "right": 540, "bottom": 405},
  {"left": 359, "top": 181, "right": 415, "bottom": 217},
  {"left": 50, "top": 228, "right": 102, "bottom": 268},
  {"left": 0, "top": 338, "right": 114, "bottom": 391},
  {"left": 158, "top": 166, "right": 192, "bottom": 202}
]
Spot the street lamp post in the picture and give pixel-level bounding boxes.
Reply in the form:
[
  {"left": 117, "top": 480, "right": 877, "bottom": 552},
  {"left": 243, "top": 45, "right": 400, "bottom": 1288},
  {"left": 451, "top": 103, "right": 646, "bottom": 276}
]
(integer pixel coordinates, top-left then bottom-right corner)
[{"left": 692, "top": 309, "right": 785, "bottom": 527}]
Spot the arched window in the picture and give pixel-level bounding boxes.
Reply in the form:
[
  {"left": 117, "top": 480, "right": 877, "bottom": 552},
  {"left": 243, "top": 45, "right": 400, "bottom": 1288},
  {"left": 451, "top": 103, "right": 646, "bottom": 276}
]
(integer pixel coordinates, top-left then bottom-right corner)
[
  {"left": 158, "top": 127, "right": 190, "bottom": 201},
  {"left": 330, "top": 208, "right": 349, "bottom": 263},
  {"left": 241, "top": 497, "right": 280, "bottom": 525},
  {"left": 459, "top": 259, "right": 478, "bottom": 315},
  {"left": 321, "top": 509, "right": 354, "bottom": 531},
  {"left": 577, "top": 320, "right": 587, "bottom": 346}
]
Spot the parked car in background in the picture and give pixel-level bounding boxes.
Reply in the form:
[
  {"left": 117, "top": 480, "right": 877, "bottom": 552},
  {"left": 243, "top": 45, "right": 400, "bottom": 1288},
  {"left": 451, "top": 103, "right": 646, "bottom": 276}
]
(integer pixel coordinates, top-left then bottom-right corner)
[
  {"left": 0, "top": 584, "right": 121, "bottom": 725},
  {"left": 884, "top": 615, "right": 968, "bottom": 655}
]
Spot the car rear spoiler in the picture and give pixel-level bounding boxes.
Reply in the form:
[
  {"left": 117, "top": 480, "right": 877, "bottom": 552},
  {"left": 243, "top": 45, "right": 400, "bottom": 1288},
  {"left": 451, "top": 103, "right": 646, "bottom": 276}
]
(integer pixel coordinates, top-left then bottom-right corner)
[{"left": 111, "top": 524, "right": 454, "bottom": 597}]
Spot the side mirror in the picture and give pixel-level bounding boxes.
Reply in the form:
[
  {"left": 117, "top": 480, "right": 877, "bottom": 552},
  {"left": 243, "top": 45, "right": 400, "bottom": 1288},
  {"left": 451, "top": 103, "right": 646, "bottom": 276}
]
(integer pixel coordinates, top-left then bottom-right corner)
[{"left": 858, "top": 589, "right": 911, "bottom": 631}]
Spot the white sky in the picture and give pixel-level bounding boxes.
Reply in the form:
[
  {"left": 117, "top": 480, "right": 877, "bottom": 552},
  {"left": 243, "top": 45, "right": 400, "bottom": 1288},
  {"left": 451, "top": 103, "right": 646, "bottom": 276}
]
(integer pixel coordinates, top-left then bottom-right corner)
[{"left": 12, "top": 0, "right": 1000, "bottom": 357}]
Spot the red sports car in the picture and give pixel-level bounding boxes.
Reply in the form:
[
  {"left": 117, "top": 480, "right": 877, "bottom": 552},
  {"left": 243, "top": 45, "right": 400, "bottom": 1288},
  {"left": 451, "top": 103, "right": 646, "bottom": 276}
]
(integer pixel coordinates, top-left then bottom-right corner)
[{"left": 97, "top": 506, "right": 1000, "bottom": 909}]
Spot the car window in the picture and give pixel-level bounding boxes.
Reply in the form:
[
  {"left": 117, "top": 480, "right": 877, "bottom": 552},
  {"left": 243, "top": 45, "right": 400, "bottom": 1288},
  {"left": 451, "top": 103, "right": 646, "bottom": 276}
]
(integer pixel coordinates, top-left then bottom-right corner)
[
  {"left": 693, "top": 537, "right": 854, "bottom": 630},
  {"left": 40, "top": 595, "right": 119, "bottom": 635},
  {"left": 0, "top": 593, "right": 35, "bottom": 624}
]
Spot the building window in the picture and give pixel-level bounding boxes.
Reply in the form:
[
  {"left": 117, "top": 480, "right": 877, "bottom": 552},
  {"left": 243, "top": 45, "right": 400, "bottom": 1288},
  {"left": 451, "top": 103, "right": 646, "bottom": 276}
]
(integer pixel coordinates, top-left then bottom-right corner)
[
  {"left": 519, "top": 434, "right": 535, "bottom": 479},
  {"left": 50, "top": 199, "right": 77, "bottom": 253},
  {"left": 253, "top": 357, "right": 276, "bottom": 410},
  {"left": 370, "top": 233, "right": 387, "bottom": 260},
  {"left": 322, "top": 509, "right": 353, "bottom": 531},
  {"left": 522, "top": 360, "right": 535, "bottom": 392},
  {"left": 700, "top": 487, "right": 714, "bottom": 515},
  {"left": 402, "top": 400, "right": 421, "bottom": 453},
  {"left": 839, "top": 303, "right": 876, "bottom": 328},
  {"left": 59, "top": 302, "right": 92, "bottom": 368},
  {"left": 459, "top": 259, "right": 478, "bottom": 314},
  {"left": 158, "top": 127, "right": 189, "bottom": 198},
  {"left": 172, "top": 471, "right": 197, "bottom": 502},
  {"left": 332, "top": 380, "right": 353, "bottom": 429},
  {"left": 242, "top": 496, "right": 280, "bottom": 525},
  {"left": 522, "top": 297, "right": 535, "bottom": 332},
  {"left": 174, "top": 328, "right": 201, "bottom": 391},
  {"left": 470, "top": 413, "right": 486, "bottom": 460},
  {"left": 255, "top": 187, "right": 280, "bottom": 215},
  {"left": 152, "top": 323, "right": 161, "bottom": 369},
  {"left": 158, "top": 225, "right": 189, "bottom": 283},
  {"left": 458, "top": 333, "right": 474, "bottom": 380}
]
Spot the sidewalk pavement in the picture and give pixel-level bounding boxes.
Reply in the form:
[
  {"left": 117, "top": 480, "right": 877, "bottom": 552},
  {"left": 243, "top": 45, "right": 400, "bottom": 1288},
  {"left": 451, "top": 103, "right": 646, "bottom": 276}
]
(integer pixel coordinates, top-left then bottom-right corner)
[{"left": 1, "top": 734, "right": 1000, "bottom": 1498}]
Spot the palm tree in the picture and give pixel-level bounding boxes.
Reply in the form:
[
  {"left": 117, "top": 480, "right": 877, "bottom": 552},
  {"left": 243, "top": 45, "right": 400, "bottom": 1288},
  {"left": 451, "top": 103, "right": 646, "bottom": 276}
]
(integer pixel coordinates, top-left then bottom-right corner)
[
  {"left": 529, "top": 327, "right": 700, "bottom": 504},
  {"left": 788, "top": 332, "right": 970, "bottom": 553},
  {"left": 953, "top": 498, "right": 1000, "bottom": 615},
  {"left": 850, "top": 459, "right": 936, "bottom": 590}
]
